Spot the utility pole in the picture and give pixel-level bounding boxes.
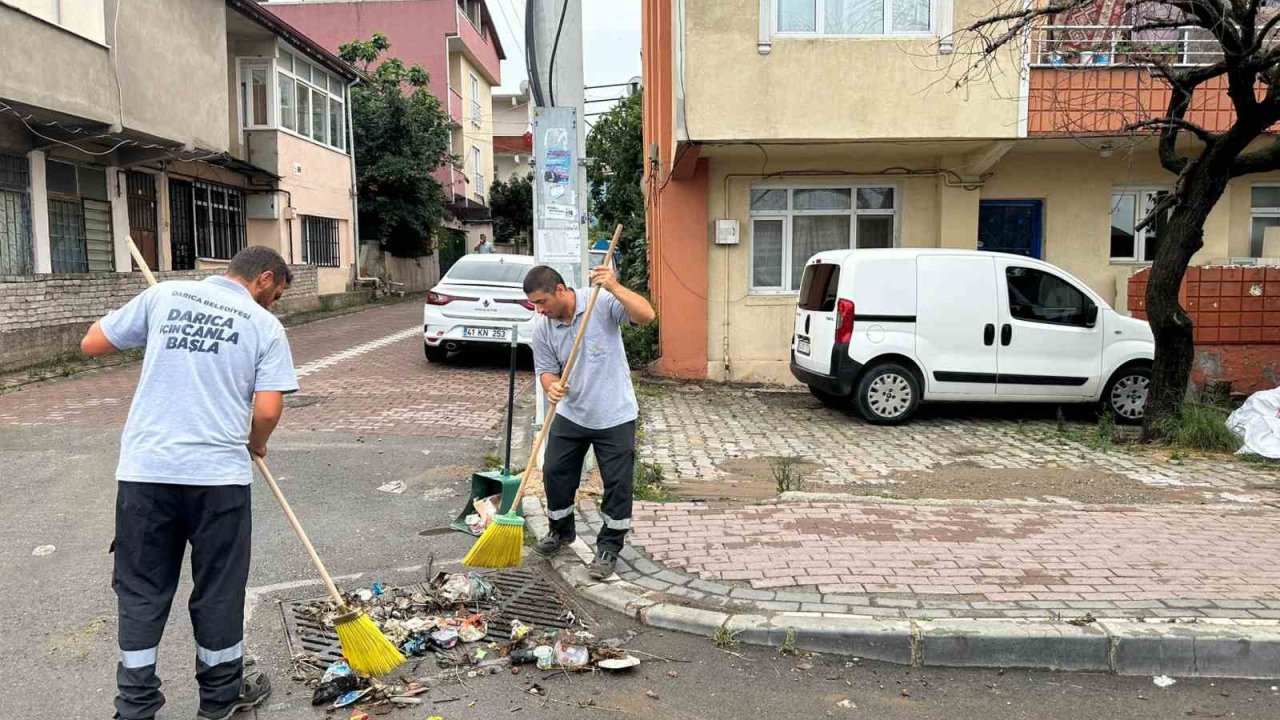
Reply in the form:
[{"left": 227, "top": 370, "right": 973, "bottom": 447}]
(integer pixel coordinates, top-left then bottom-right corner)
[{"left": 527, "top": 0, "right": 587, "bottom": 427}]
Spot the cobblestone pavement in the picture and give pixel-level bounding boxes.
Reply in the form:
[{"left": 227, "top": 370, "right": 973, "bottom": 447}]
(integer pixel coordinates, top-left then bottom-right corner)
[
  {"left": 543, "top": 382, "right": 1280, "bottom": 623},
  {"left": 638, "top": 383, "right": 1280, "bottom": 502},
  {"left": 0, "top": 300, "right": 531, "bottom": 438}
]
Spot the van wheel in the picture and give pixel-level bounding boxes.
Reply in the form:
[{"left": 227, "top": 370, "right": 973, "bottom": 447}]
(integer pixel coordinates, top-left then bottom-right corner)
[
  {"left": 809, "top": 386, "right": 846, "bottom": 408},
  {"left": 1103, "top": 365, "right": 1151, "bottom": 424},
  {"left": 856, "top": 363, "right": 920, "bottom": 425},
  {"left": 424, "top": 343, "right": 448, "bottom": 363}
]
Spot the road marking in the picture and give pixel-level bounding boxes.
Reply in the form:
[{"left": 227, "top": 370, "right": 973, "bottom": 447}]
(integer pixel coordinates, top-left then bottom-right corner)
[{"left": 294, "top": 327, "right": 420, "bottom": 379}]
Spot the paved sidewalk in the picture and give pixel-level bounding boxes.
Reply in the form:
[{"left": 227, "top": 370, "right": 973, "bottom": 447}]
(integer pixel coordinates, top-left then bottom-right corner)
[
  {"left": 638, "top": 384, "right": 1280, "bottom": 503},
  {"left": 531, "top": 499, "right": 1280, "bottom": 678}
]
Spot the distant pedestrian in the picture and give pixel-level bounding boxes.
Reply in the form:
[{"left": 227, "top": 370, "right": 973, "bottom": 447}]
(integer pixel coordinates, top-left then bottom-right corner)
[
  {"left": 523, "top": 263, "right": 656, "bottom": 579},
  {"left": 80, "top": 246, "right": 298, "bottom": 720},
  {"left": 474, "top": 233, "right": 495, "bottom": 254}
]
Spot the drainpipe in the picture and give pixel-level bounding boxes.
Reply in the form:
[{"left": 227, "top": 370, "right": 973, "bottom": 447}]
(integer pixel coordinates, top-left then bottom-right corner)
[{"left": 347, "top": 77, "right": 376, "bottom": 287}]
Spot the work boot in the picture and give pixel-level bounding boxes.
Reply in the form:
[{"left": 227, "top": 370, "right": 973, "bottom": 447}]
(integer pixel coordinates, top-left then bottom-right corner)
[
  {"left": 196, "top": 671, "right": 271, "bottom": 720},
  {"left": 533, "top": 531, "right": 572, "bottom": 557},
  {"left": 588, "top": 549, "right": 619, "bottom": 580}
]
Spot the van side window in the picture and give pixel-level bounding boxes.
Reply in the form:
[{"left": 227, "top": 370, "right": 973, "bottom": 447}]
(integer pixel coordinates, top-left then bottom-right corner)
[
  {"left": 1005, "top": 267, "right": 1095, "bottom": 327},
  {"left": 798, "top": 264, "right": 841, "bottom": 312}
]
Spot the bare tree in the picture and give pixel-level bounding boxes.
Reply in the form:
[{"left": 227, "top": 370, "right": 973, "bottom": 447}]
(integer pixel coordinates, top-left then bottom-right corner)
[{"left": 950, "top": 0, "right": 1280, "bottom": 438}]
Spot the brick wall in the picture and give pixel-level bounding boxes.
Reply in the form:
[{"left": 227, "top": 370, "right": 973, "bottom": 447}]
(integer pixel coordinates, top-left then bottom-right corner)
[
  {"left": 1129, "top": 266, "right": 1280, "bottom": 395},
  {"left": 0, "top": 266, "right": 319, "bottom": 372}
]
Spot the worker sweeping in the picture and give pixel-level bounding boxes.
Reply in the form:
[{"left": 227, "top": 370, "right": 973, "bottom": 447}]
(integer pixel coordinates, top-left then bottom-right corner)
[
  {"left": 81, "top": 246, "right": 298, "bottom": 720},
  {"left": 524, "top": 262, "right": 656, "bottom": 579}
]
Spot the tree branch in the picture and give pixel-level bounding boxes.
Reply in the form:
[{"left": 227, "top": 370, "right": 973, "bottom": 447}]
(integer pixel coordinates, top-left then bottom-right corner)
[
  {"left": 1124, "top": 117, "right": 1220, "bottom": 144},
  {"left": 1230, "top": 137, "right": 1280, "bottom": 175}
]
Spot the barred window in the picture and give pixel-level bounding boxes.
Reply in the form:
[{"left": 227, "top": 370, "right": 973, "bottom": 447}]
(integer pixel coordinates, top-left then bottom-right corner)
[
  {"left": 193, "top": 182, "right": 246, "bottom": 260},
  {"left": 0, "top": 153, "right": 32, "bottom": 275},
  {"left": 302, "top": 215, "right": 339, "bottom": 267}
]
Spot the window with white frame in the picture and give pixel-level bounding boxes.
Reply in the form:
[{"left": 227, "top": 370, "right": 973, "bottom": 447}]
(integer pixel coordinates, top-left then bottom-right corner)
[
  {"left": 239, "top": 59, "right": 273, "bottom": 130},
  {"left": 1250, "top": 185, "right": 1280, "bottom": 258},
  {"left": 1110, "top": 188, "right": 1170, "bottom": 262},
  {"left": 470, "top": 73, "right": 482, "bottom": 128},
  {"left": 273, "top": 49, "right": 347, "bottom": 152},
  {"left": 775, "top": 0, "right": 933, "bottom": 36},
  {"left": 472, "top": 146, "right": 485, "bottom": 198},
  {"left": 750, "top": 185, "right": 896, "bottom": 292}
]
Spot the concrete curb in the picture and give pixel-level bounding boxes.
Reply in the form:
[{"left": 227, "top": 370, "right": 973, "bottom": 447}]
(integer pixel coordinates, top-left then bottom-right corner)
[{"left": 523, "top": 498, "right": 1280, "bottom": 679}]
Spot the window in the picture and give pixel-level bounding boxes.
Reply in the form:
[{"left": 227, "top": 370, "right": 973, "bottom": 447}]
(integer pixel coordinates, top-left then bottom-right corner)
[
  {"left": 776, "top": 0, "right": 932, "bottom": 36},
  {"left": 1110, "top": 188, "right": 1169, "bottom": 262},
  {"left": 749, "top": 185, "right": 896, "bottom": 292},
  {"left": 1006, "top": 266, "right": 1096, "bottom": 327},
  {"left": 470, "top": 73, "right": 482, "bottom": 128},
  {"left": 0, "top": 153, "right": 32, "bottom": 275},
  {"left": 239, "top": 60, "right": 273, "bottom": 129},
  {"left": 45, "top": 160, "right": 112, "bottom": 273},
  {"left": 192, "top": 181, "right": 246, "bottom": 260},
  {"left": 301, "top": 215, "right": 339, "bottom": 267},
  {"left": 447, "top": 257, "right": 533, "bottom": 283},
  {"left": 473, "top": 147, "right": 485, "bottom": 198},
  {"left": 272, "top": 47, "right": 347, "bottom": 151},
  {"left": 1250, "top": 185, "right": 1280, "bottom": 258},
  {"left": 798, "top": 263, "right": 841, "bottom": 311}
]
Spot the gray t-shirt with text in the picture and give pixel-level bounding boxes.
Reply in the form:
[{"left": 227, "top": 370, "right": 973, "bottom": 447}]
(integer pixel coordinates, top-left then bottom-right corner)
[
  {"left": 101, "top": 275, "right": 298, "bottom": 486},
  {"left": 533, "top": 289, "right": 637, "bottom": 430}
]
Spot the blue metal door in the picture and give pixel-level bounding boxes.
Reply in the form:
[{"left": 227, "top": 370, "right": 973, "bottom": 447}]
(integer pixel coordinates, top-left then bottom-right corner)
[{"left": 978, "top": 200, "right": 1043, "bottom": 259}]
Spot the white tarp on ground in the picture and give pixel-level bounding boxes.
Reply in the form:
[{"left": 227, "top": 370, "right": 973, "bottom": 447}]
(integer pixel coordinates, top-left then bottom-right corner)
[{"left": 1227, "top": 388, "right": 1280, "bottom": 458}]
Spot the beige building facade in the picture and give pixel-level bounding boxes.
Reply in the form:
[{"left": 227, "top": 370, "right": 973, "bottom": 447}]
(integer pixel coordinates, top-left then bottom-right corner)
[
  {"left": 644, "top": 0, "right": 1280, "bottom": 384},
  {"left": 0, "top": 0, "right": 359, "bottom": 295}
]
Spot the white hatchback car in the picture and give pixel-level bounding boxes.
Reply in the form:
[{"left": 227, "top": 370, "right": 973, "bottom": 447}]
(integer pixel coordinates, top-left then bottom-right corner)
[{"left": 423, "top": 254, "right": 538, "bottom": 362}]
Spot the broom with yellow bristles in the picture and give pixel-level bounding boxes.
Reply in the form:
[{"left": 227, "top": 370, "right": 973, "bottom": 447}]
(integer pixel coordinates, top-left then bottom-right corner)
[
  {"left": 125, "top": 237, "right": 404, "bottom": 677},
  {"left": 463, "top": 224, "right": 624, "bottom": 569}
]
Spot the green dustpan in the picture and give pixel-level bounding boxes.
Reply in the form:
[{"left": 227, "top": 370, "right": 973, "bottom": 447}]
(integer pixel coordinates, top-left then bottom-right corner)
[
  {"left": 452, "top": 325, "right": 525, "bottom": 534},
  {"left": 450, "top": 469, "right": 524, "bottom": 532}
]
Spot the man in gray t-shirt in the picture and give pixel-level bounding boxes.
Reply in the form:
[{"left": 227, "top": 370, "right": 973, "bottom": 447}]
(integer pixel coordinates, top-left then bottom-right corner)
[
  {"left": 81, "top": 246, "right": 297, "bottom": 720},
  {"left": 525, "top": 264, "right": 656, "bottom": 579}
]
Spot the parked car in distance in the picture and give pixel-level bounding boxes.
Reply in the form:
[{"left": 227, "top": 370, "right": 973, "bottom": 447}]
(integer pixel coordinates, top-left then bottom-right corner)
[
  {"left": 423, "top": 254, "right": 537, "bottom": 362},
  {"left": 790, "top": 249, "right": 1155, "bottom": 425}
]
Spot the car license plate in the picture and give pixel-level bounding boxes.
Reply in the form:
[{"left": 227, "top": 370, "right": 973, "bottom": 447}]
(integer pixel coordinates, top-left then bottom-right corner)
[
  {"left": 464, "top": 327, "right": 508, "bottom": 340},
  {"left": 796, "top": 336, "right": 811, "bottom": 356}
]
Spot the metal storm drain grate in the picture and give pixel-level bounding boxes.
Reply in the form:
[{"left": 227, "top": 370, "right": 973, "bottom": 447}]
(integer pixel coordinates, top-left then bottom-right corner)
[
  {"left": 284, "top": 395, "right": 325, "bottom": 409},
  {"left": 279, "top": 566, "right": 589, "bottom": 664}
]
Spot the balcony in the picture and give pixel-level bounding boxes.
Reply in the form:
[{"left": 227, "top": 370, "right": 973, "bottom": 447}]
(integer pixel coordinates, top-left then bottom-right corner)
[
  {"left": 1026, "top": 24, "right": 1245, "bottom": 135},
  {"left": 1030, "top": 24, "right": 1222, "bottom": 68}
]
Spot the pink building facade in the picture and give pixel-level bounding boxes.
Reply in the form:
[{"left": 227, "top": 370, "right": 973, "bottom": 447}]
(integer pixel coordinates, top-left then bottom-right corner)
[{"left": 259, "top": 1, "right": 504, "bottom": 233}]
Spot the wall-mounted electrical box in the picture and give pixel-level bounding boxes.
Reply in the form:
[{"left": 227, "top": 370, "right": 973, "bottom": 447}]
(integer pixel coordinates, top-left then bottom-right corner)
[
  {"left": 245, "top": 192, "right": 279, "bottom": 220},
  {"left": 714, "top": 219, "right": 740, "bottom": 245}
]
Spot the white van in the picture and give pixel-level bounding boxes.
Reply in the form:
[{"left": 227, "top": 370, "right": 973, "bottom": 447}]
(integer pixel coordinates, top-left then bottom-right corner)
[{"left": 790, "top": 249, "right": 1155, "bottom": 425}]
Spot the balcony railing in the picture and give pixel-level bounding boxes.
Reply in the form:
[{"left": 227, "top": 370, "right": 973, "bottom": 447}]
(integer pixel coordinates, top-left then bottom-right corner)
[
  {"left": 1030, "top": 25, "right": 1223, "bottom": 68},
  {"left": 448, "top": 88, "right": 465, "bottom": 125}
]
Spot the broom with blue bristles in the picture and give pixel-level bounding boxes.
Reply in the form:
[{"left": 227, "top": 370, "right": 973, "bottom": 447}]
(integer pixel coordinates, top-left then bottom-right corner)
[
  {"left": 463, "top": 225, "right": 624, "bottom": 569},
  {"left": 126, "top": 237, "right": 405, "bottom": 677}
]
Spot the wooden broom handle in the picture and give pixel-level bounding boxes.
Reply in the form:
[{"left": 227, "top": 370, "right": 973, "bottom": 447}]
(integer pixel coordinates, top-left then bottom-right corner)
[
  {"left": 126, "top": 236, "right": 158, "bottom": 287},
  {"left": 129, "top": 236, "right": 350, "bottom": 610},
  {"left": 254, "top": 456, "right": 347, "bottom": 607},
  {"left": 510, "top": 224, "right": 624, "bottom": 506}
]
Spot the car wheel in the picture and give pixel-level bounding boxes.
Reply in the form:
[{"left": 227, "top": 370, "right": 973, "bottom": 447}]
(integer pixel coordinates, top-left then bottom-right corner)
[
  {"left": 1103, "top": 365, "right": 1151, "bottom": 424},
  {"left": 424, "top": 343, "right": 448, "bottom": 363},
  {"left": 855, "top": 363, "right": 920, "bottom": 425},
  {"left": 809, "top": 385, "right": 846, "bottom": 409}
]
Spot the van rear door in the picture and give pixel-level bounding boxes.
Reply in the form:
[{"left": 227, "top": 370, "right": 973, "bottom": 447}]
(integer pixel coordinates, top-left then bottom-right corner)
[{"left": 793, "top": 260, "right": 842, "bottom": 376}]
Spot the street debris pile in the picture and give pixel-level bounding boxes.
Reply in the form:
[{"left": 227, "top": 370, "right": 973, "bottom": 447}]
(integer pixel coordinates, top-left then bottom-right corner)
[{"left": 289, "top": 572, "right": 639, "bottom": 714}]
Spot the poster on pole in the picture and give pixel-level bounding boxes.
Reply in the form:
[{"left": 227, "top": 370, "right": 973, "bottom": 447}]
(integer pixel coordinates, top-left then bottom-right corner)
[{"left": 536, "top": 226, "right": 582, "bottom": 264}]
